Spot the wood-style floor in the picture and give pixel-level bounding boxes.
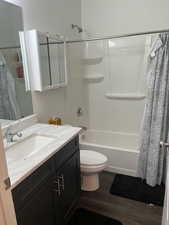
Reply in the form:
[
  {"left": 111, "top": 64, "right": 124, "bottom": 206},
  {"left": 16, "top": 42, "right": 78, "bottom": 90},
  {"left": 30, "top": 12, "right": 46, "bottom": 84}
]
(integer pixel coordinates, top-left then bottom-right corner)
[{"left": 78, "top": 172, "right": 163, "bottom": 225}]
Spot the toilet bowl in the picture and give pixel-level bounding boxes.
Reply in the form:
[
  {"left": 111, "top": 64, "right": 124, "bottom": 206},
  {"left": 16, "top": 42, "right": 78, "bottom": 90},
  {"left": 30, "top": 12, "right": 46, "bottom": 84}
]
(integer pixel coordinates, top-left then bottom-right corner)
[{"left": 80, "top": 150, "right": 108, "bottom": 191}]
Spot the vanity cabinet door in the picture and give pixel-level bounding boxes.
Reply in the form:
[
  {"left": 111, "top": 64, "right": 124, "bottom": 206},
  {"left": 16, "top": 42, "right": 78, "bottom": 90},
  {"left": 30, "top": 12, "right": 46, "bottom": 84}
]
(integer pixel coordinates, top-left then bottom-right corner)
[
  {"left": 16, "top": 175, "right": 55, "bottom": 225},
  {"left": 54, "top": 151, "right": 80, "bottom": 225}
]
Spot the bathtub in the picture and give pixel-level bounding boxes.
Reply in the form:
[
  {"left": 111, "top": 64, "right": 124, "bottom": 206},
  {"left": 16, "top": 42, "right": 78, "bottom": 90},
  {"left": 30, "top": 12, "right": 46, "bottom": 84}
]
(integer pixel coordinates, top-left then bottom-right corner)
[{"left": 80, "top": 129, "right": 139, "bottom": 177}]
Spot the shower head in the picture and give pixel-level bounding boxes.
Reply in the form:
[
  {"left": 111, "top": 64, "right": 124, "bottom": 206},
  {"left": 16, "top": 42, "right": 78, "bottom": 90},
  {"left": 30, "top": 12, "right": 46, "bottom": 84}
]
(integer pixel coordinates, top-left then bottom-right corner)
[{"left": 71, "top": 24, "right": 83, "bottom": 33}]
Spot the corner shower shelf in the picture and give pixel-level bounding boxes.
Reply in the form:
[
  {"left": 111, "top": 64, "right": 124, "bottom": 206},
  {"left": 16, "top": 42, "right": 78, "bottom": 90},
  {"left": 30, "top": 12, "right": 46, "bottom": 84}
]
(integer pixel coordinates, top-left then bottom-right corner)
[
  {"left": 82, "top": 57, "right": 103, "bottom": 65},
  {"left": 105, "top": 93, "right": 146, "bottom": 100},
  {"left": 84, "top": 74, "right": 104, "bottom": 81}
]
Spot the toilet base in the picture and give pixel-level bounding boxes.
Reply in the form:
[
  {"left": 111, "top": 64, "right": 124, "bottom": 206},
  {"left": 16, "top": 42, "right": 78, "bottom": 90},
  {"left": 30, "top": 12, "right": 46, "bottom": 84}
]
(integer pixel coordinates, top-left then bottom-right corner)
[{"left": 81, "top": 173, "right": 99, "bottom": 191}]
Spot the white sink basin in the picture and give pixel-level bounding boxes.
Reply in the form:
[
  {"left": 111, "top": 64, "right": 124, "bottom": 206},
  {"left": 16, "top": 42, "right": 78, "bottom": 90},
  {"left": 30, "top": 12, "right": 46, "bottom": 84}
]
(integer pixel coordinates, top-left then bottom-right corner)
[
  {"left": 39, "top": 125, "right": 74, "bottom": 137},
  {"left": 6, "top": 134, "right": 56, "bottom": 162}
]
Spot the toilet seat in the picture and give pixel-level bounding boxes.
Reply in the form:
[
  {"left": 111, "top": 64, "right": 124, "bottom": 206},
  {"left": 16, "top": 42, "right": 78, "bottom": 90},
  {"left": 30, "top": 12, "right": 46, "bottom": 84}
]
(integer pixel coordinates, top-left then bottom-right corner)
[{"left": 80, "top": 150, "right": 108, "bottom": 166}]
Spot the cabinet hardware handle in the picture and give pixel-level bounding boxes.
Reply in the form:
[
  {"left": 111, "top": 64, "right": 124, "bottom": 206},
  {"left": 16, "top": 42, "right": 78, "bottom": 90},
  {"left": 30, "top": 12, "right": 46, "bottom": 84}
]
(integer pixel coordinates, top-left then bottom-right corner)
[
  {"left": 58, "top": 174, "right": 64, "bottom": 191},
  {"left": 53, "top": 179, "right": 61, "bottom": 196}
]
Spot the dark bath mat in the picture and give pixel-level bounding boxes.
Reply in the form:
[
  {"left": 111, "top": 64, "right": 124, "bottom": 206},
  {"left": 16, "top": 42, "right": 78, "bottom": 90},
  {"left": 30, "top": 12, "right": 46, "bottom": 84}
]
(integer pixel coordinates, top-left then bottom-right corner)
[
  {"left": 110, "top": 174, "right": 165, "bottom": 206},
  {"left": 67, "top": 208, "right": 123, "bottom": 225}
]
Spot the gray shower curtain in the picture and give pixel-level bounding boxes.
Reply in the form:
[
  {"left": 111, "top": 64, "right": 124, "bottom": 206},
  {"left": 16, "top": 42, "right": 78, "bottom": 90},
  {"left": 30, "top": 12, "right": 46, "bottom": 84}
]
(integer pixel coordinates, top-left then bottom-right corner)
[
  {"left": 0, "top": 63, "right": 16, "bottom": 120},
  {"left": 0, "top": 51, "right": 21, "bottom": 121},
  {"left": 137, "top": 33, "right": 169, "bottom": 187}
]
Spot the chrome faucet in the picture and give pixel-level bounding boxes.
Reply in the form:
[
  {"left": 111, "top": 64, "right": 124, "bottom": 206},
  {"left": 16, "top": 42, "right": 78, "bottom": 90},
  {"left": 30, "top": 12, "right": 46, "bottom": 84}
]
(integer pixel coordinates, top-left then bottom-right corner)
[{"left": 5, "top": 128, "right": 23, "bottom": 143}]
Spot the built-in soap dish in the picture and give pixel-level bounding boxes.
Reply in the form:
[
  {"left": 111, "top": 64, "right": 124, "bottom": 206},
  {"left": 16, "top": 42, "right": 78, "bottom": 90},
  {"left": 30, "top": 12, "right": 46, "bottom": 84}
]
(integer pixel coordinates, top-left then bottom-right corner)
[
  {"left": 84, "top": 74, "right": 104, "bottom": 82},
  {"left": 82, "top": 57, "right": 103, "bottom": 65},
  {"left": 105, "top": 93, "right": 146, "bottom": 100}
]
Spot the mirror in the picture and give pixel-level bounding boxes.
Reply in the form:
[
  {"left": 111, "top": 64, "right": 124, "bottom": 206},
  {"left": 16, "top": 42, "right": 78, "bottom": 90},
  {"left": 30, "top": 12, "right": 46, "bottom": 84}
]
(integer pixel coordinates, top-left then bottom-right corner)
[
  {"left": 0, "top": 0, "right": 33, "bottom": 127},
  {"left": 38, "top": 32, "right": 51, "bottom": 87},
  {"left": 20, "top": 30, "right": 67, "bottom": 92}
]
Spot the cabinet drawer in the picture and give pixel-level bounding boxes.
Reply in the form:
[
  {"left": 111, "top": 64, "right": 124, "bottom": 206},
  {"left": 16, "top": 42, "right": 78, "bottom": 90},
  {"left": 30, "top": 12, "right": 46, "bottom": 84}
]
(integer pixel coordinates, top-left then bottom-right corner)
[
  {"left": 12, "top": 158, "right": 54, "bottom": 211},
  {"left": 54, "top": 136, "right": 79, "bottom": 170}
]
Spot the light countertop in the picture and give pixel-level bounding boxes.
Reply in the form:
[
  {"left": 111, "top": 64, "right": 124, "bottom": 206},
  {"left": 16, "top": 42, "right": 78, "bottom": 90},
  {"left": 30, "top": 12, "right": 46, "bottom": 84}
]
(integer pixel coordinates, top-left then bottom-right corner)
[{"left": 5, "top": 123, "right": 81, "bottom": 189}]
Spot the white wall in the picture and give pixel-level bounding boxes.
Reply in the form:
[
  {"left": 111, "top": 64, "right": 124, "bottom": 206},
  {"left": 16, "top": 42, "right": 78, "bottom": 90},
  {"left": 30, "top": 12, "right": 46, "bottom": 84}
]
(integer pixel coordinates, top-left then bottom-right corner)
[
  {"left": 13, "top": 0, "right": 82, "bottom": 123},
  {"left": 82, "top": 0, "right": 169, "bottom": 36},
  {"left": 81, "top": 0, "right": 169, "bottom": 135},
  {"left": 64, "top": 42, "right": 86, "bottom": 127}
]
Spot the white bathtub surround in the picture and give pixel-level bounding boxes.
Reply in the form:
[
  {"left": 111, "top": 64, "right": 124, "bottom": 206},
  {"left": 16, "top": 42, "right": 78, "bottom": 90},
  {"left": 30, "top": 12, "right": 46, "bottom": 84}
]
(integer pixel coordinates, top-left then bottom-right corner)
[
  {"left": 80, "top": 129, "right": 139, "bottom": 176},
  {"left": 5, "top": 123, "right": 81, "bottom": 189},
  {"left": 80, "top": 150, "right": 108, "bottom": 191}
]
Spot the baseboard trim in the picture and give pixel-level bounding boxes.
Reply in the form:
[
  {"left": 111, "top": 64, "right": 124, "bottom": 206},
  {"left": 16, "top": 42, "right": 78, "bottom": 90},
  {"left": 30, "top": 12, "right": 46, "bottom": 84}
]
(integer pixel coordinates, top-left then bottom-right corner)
[{"left": 104, "top": 165, "right": 137, "bottom": 177}]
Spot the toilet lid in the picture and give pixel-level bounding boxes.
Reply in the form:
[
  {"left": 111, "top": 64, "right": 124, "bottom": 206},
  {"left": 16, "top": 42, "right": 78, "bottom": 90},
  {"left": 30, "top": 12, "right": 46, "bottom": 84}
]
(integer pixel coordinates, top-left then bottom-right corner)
[{"left": 80, "top": 150, "right": 107, "bottom": 166}]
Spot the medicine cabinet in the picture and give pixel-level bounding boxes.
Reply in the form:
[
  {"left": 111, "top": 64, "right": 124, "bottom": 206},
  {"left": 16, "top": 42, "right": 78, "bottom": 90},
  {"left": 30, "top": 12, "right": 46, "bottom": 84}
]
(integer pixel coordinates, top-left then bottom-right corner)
[{"left": 19, "top": 30, "right": 68, "bottom": 92}]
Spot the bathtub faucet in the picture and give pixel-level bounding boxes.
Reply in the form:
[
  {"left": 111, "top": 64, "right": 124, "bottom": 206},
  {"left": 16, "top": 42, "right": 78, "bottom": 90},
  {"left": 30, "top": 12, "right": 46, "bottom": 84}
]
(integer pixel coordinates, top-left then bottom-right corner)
[
  {"left": 79, "top": 126, "right": 87, "bottom": 134},
  {"left": 79, "top": 126, "right": 87, "bottom": 130}
]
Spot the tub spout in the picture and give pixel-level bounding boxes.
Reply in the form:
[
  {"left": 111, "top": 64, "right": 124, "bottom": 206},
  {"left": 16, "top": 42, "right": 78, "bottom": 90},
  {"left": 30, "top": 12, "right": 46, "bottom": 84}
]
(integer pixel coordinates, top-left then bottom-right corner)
[
  {"left": 79, "top": 126, "right": 87, "bottom": 130},
  {"left": 79, "top": 126, "right": 87, "bottom": 134}
]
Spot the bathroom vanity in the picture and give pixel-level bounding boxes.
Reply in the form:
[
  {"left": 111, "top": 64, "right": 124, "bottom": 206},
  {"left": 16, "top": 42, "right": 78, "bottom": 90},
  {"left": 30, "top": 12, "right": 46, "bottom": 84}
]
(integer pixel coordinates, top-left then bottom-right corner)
[
  {"left": 12, "top": 136, "right": 80, "bottom": 225},
  {"left": 4, "top": 122, "right": 81, "bottom": 225}
]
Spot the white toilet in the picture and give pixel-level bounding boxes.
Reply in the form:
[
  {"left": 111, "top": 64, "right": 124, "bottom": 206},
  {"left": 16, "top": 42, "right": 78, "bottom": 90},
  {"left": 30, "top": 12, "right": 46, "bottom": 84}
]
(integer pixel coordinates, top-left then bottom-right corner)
[{"left": 80, "top": 150, "right": 108, "bottom": 191}]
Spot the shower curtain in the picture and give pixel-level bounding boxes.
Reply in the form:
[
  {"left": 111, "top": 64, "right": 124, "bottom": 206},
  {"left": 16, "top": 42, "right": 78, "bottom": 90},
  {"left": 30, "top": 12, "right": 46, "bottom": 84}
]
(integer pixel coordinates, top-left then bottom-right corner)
[
  {"left": 0, "top": 53, "right": 21, "bottom": 120},
  {"left": 137, "top": 33, "right": 169, "bottom": 187}
]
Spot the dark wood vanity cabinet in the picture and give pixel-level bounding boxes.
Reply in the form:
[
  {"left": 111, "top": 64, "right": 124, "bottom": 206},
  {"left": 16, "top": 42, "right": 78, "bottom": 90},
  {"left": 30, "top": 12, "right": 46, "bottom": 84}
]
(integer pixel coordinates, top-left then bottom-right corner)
[
  {"left": 12, "top": 136, "right": 80, "bottom": 225},
  {"left": 54, "top": 152, "right": 80, "bottom": 225},
  {"left": 15, "top": 175, "right": 55, "bottom": 225}
]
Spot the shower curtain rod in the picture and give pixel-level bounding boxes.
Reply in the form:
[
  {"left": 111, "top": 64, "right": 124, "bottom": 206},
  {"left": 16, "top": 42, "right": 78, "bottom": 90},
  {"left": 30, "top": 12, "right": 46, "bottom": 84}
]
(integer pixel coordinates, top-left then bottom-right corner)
[
  {"left": 40, "top": 28, "right": 169, "bottom": 44},
  {"left": 1, "top": 28, "right": 169, "bottom": 50},
  {"left": 66, "top": 28, "right": 169, "bottom": 43}
]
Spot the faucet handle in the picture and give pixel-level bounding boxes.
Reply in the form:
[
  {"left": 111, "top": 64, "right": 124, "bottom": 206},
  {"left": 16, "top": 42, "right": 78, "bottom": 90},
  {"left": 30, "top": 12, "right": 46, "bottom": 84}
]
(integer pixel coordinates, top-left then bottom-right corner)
[
  {"left": 16, "top": 132, "right": 22, "bottom": 138},
  {"left": 5, "top": 128, "right": 23, "bottom": 143}
]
